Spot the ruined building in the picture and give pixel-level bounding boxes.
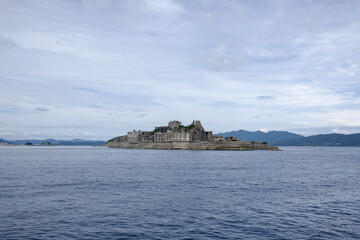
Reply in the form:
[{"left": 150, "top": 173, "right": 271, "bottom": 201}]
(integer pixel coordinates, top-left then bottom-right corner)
[{"left": 107, "top": 120, "right": 279, "bottom": 151}]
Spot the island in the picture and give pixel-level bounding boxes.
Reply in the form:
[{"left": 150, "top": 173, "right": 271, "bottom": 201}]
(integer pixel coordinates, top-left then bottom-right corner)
[{"left": 106, "top": 120, "right": 280, "bottom": 151}]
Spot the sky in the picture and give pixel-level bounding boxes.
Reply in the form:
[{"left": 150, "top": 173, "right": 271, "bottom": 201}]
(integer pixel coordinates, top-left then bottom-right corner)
[{"left": 0, "top": 0, "right": 360, "bottom": 140}]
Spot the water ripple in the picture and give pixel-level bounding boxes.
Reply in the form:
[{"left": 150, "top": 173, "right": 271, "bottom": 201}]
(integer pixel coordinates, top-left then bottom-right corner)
[{"left": 0, "top": 146, "right": 360, "bottom": 239}]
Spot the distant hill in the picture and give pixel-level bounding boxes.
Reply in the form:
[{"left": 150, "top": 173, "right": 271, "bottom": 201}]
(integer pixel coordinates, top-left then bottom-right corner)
[
  {"left": 217, "top": 130, "right": 303, "bottom": 146},
  {"left": 4, "top": 133, "right": 360, "bottom": 147},
  {"left": 0, "top": 138, "right": 11, "bottom": 145},
  {"left": 5, "top": 139, "right": 106, "bottom": 146},
  {"left": 55, "top": 140, "right": 106, "bottom": 146},
  {"left": 10, "top": 139, "right": 59, "bottom": 145},
  {"left": 274, "top": 133, "right": 360, "bottom": 146}
]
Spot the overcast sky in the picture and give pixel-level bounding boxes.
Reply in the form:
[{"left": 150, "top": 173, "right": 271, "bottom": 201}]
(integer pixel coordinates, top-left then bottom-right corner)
[{"left": 1, "top": 0, "right": 360, "bottom": 140}]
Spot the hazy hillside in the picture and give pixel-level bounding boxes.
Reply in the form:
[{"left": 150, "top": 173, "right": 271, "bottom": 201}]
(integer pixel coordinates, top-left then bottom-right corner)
[
  {"left": 5, "top": 139, "right": 106, "bottom": 146},
  {"left": 275, "top": 133, "right": 360, "bottom": 146},
  {"left": 10, "top": 139, "right": 59, "bottom": 145},
  {"left": 3, "top": 133, "right": 360, "bottom": 147},
  {"left": 217, "top": 130, "right": 303, "bottom": 146},
  {"left": 56, "top": 140, "right": 106, "bottom": 146}
]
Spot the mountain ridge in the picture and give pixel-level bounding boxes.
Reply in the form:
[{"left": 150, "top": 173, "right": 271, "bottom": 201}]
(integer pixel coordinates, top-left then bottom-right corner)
[
  {"left": 217, "top": 129, "right": 303, "bottom": 146},
  {"left": 274, "top": 133, "right": 360, "bottom": 146},
  {"left": 2, "top": 139, "right": 106, "bottom": 146},
  {"left": 2, "top": 131, "right": 360, "bottom": 146}
]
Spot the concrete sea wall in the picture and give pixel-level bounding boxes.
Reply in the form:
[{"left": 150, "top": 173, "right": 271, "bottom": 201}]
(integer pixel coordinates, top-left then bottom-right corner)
[{"left": 108, "top": 140, "right": 280, "bottom": 151}]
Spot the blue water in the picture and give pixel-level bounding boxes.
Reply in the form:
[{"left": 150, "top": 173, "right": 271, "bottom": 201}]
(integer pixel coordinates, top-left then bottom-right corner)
[{"left": 0, "top": 146, "right": 359, "bottom": 239}]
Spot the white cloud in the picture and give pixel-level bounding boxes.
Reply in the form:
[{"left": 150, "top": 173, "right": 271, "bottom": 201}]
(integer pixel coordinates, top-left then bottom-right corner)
[
  {"left": 202, "top": 45, "right": 238, "bottom": 71},
  {"left": 337, "top": 63, "right": 360, "bottom": 76},
  {"left": 144, "top": 0, "right": 184, "bottom": 13},
  {"left": 0, "top": 132, "right": 16, "bottom": 136},
  {"left": 82, "top": 132, "right": 94, "bottom": 136},
  {"left": 0, "top": 34, "right": 17, "bottom": 52},
  {"left": 332, "top": 128, "right": 360, "bottom": 135},
  {"left": 293, "top": 109, "right": 360, "bottom": 128},
  {"left": 137, "top": 113, "right": 147, "bottom": 118},
  {"left": 258, "top": 128, "right": 269, "bottom": 133},
  {"left": 244, "top": 47, "right": 285, "bottom": 60},
  {"left": 81, "top": 0, "right": 113, "bottom": 9}
]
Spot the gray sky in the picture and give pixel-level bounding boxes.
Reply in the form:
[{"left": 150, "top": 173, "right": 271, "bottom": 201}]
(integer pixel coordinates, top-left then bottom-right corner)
[{"left": 1, "top": 0, "right": 360, "bottom": 140}]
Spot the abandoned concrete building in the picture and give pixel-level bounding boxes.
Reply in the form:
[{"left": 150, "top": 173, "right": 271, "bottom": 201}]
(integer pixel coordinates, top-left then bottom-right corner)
[
  {"left": 106, "top": 120, "right": 280, "bottom": 151},
  {"left": 120, "top": 120, "right": 213, "bottom": 143}
]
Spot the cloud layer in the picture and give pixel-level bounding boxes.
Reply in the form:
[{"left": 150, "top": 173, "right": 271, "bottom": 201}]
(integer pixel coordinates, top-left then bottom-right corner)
[{"left": 0, "top": 0, "right": 360, "bottom": 139}]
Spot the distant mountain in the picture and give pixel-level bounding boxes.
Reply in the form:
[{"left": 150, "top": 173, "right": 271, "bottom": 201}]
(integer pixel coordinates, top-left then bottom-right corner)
[
  {"left": 56, "top": 140, "right": 106, "bottom": 146},
  {"left": 5, "top": 139, "right": 106, "bottom": 146},
  {"left": 10, "top": 139, "right": 59, "bottom": 145},
  {"left": 4, "top": 132, "right": 360, "bottom": 147},
  {"left": 217, "top": 130, "right": 303, "bottom": 146},
  {"left": 274, "top": 133, "right": 360, "bottom": 146},
  {"left": 60, "top": 139, "right": 106, "bottom": 143}
]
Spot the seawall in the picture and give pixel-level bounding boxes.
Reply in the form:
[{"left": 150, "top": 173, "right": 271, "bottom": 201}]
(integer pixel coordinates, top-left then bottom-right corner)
[{"left": 108, "top": 141, "right": 280, "bottom": 151}]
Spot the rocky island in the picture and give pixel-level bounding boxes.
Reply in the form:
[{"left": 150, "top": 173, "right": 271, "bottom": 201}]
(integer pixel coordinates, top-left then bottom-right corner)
[{"left": 106, "top": 120, "right": 279, "bottom": 151}]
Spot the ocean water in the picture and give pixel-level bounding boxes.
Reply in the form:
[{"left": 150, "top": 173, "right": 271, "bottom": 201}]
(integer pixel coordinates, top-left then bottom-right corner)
[{"left": 0, "top": 146, "right": 359, "bottom": 239}]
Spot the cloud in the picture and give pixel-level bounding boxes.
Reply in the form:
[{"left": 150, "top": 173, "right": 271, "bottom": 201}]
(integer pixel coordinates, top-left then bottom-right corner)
[
  {"left": 337, "top": 63, "right": 360, "bottom": 76},
  {"left": 0, "top": 34, "right": 17, "bottom": 52},
  {"left": 293, "top": 109, "right": 360, "bottom": 127},
  {"left": 244, "top": 47, "right": 286, "bottom": 60},
  {"left": 0, "top": 107, "right": 27, "bottom": 114},
  {"left": 137, "top": 113, "right": 147, "bottom": 118},
  {"left": 81, "top": 0, "right": 113, "bottom": 9},
  {"left": 332, "top": 128, "right": 360, "bottom": 135},
  {"left": 89, "top": 104, "right": 102, "bottom": 108},
  {"left": 24, "top": 132, "right": 42, "bottom": 136},
  {"left": 257, "top": 96, "right": 275, "bottom": 100},
  {"left": 34, "top": 107, "right": 50, "bottom": 112},
  {"left": 82, "top": 132, "right": 94, "bottom": 136},
  {"left": 258, "top": 128, "right": 269, "bottom": 133},
  {"left": 0, "top": 132, "right": 16, "bottom": 136},
  {"left": 22, "top": 124, "right": 104, "bottom": 129},
  {"left": 133, "top": 108, "right": 146, "bottom": 112},
  {"left": 144, "top": 0, "right": 185, "bottom": 14},
  {"left": 202, "top": 45, "right": 238, "bottom": 72}
]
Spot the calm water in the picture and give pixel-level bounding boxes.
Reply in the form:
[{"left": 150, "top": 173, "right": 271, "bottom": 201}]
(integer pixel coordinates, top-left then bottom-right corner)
[{"left": 0, "top": 146, "right": 359, "bottom": 239}]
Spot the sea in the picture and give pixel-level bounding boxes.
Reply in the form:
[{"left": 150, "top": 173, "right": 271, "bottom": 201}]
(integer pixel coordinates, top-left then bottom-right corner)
[{"left": 0, "top": 146, "right": 359, "bottom": 239}]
